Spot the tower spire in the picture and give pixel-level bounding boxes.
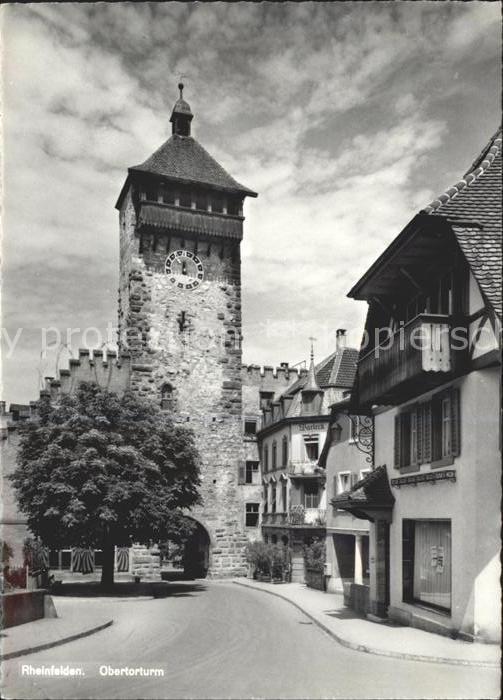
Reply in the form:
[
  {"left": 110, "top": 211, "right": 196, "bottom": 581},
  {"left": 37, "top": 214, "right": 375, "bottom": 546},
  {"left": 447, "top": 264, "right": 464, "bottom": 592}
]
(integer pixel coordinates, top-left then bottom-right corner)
[
  {"left": 170, "top": 82, "right": 193, "bottom": 137},
  {"left": 303, "top": 337, "right": 320, "bottom": 393}
]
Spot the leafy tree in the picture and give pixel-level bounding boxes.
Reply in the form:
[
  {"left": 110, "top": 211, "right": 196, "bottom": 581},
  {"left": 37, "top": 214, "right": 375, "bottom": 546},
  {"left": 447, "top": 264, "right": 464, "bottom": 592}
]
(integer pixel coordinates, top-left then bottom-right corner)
[{"left": 10, "top": 382, "right": 201, "bottom": 585}]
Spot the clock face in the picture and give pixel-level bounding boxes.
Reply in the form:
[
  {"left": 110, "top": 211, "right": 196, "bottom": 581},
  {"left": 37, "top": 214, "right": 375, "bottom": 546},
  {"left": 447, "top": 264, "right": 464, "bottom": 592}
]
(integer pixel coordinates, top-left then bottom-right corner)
[{"left": 165, "top": 250, "right": 204, "bottom": 290}]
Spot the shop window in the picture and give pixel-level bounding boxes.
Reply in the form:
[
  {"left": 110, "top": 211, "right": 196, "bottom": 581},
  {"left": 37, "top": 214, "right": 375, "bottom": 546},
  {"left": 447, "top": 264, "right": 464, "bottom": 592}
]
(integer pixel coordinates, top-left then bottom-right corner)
[
  {"left": 271, "top": 534, "right": 278, "bottom": 544},
  {"left": 245, "top": 460, "right": 259, "bottom": 485},
  {"left": 282, "top": 436, "right": 288, "bottom": 466},
  {"left": 303, "top": 434, "right": 319, "bottom": 462},
  {"left": 272, "top": 441, "right": 277, "bottom": 469},
  {"left": 394, "top": 388, "right": 460, "bottom": 470},
  {"left": 402, "top": 519, "right": 451, "bottom": 613},
  {"left": 244, "top": 419, "right": 257, "bottom": 437},
  {"left": 245, "top": 503, "right": 260, "bottom": 527},
  {"left": 303, "top": 482, "right": 319, "bottom": 509}
]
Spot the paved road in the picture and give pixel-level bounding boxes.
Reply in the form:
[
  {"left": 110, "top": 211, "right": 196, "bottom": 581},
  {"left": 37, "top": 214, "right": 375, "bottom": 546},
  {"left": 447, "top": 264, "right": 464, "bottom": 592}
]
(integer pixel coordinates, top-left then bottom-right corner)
[{"left": 2, "top": 581, "right": 500, "bottom": 699}]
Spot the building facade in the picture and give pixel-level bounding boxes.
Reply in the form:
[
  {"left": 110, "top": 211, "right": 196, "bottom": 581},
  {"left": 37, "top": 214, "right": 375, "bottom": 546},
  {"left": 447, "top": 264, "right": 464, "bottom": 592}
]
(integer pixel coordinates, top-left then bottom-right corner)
[
  {"left": 319, "top": 403, "right": 371, "bottom": 600},
  {"left": 334, "top": 128, "right": 501, "bottom": 642},
  {"left": 257, "top": 334, "right": 358, "bottom": 582}
]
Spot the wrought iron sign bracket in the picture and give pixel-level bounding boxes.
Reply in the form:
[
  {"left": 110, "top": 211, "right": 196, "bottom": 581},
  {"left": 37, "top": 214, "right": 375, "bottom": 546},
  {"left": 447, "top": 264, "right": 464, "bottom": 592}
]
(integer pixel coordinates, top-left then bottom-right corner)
[{"left": 347, "top": 414, "right": 374, "bottom": 466}]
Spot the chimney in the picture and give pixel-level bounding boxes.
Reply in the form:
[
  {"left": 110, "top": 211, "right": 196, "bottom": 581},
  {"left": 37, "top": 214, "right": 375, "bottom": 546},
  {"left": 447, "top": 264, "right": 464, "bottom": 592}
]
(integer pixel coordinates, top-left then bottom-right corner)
[
  {"left": 280, "top": 362, "right": 289, "bottom": 369},
  {"left": 336, "top": 328, "right": 347, "bottom": 350}
]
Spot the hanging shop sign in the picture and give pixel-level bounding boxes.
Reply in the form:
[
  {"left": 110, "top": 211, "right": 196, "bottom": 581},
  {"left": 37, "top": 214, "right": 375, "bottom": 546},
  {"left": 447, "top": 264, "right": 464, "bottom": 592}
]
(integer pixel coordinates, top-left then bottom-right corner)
[{"left": 390, "top": 469, "right": 456, "bottom": 488}]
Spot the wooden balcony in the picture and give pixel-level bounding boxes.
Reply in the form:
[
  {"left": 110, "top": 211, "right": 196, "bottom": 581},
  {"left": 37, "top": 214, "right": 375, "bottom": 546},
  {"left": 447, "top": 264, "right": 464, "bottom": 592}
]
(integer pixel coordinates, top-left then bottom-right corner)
[{"left": 358, "top": 314, "right": 454, "bottom": 406}]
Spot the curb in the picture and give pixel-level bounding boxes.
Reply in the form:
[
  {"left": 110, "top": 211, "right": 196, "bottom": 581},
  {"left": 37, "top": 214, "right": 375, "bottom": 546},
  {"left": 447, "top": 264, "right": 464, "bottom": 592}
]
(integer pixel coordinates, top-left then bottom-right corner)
[
  {"left": 1, "top": 619, "right": 113, "bottom": 661},
  {"left": 233, "top": 581, "right": 499, "bottom": 669}
]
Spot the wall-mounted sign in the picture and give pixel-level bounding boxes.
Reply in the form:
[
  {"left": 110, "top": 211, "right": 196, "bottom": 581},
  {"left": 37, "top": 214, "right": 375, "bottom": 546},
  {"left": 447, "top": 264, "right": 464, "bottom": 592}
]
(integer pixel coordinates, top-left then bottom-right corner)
[
  {"left": 296, "top": 423, "right": 325, "bottom": 432},
  {"left": 391, "top": 469, "right": 456, "bottom": 488}
]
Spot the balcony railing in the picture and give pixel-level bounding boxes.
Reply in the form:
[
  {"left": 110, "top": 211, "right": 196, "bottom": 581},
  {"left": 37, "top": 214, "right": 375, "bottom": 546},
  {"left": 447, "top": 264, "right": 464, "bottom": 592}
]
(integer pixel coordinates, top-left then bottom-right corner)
[
  {"left": 358, "top": 314, "right": 453, "bottom": 406},
  {"left": 261, "top": 508, "right": 326, "bottom": 528}
]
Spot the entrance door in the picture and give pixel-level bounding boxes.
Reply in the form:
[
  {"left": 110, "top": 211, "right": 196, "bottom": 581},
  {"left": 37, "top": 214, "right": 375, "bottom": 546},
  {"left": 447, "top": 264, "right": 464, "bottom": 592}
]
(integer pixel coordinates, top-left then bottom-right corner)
[{"left": 184, "top": 521, "right": 210, "bottom": 578}]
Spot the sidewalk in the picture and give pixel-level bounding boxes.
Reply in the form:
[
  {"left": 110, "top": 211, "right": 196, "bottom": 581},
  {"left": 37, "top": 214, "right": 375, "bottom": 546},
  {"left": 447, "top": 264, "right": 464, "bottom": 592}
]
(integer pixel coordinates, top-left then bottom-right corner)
[
  {"left": 234, "top": 579, "right": 500, "bottom": 668},
  {"left": 1, "top": 597, "right": 113, "bottom": 660}
]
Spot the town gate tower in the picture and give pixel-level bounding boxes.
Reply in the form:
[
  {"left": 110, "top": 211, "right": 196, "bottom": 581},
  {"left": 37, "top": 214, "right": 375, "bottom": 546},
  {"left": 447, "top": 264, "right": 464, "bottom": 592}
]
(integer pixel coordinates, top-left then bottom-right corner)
[{"left": 115, "top": 85, "right": 257, "bottom": 576}]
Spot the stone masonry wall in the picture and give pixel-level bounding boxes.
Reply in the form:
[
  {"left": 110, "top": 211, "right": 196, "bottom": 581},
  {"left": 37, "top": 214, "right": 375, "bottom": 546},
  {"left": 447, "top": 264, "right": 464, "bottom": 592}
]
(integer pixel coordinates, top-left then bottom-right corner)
[{"left": 119, "top": 193, "right": 249, "bottom": 576}]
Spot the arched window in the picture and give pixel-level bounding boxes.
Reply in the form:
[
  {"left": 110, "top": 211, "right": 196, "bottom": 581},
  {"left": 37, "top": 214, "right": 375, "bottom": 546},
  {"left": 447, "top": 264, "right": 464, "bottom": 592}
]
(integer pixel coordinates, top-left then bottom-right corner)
[
  {"left": 272, "top": 441, "right": 277, "bottom": 470},
  {"left": 282, "top": 436, "right": 288, "bottom": 467},
  {"left": 160, "top": 384, "right": 175, "bottom": 411}
]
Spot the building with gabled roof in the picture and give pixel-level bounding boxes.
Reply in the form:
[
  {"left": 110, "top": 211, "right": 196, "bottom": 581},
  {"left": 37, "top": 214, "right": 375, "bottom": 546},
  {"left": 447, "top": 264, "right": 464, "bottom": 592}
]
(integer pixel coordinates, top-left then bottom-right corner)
[
  {"left": 256, "top": 332, "right": 358, "bottom": 583},
  {"left": 334, "top": 128, "right": 501, "bottom": 642}
]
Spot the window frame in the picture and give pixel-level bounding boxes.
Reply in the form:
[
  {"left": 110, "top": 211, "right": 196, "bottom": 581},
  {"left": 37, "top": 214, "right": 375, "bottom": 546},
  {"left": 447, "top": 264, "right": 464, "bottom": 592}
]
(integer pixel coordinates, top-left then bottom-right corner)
[
  {"left": 303, "top": 481, "right": 319, "bottom": 509},
  {"left": 303, "top": 434, "right": 319, "bottom": 462},
  {"left": 402, "top": 518, "right": 452, "bottom": 614},
  {"left": 337, "top": 471, "right": 352, "bottom": 495},
  {"left": 245, "top": 460, "right": 259, "bottom": 485},
  {"left": 244, "top": 419, "right": 258, "bottom": 437},
  {"left": 245, "top": 502, "right": 260, "bottom": 527}
]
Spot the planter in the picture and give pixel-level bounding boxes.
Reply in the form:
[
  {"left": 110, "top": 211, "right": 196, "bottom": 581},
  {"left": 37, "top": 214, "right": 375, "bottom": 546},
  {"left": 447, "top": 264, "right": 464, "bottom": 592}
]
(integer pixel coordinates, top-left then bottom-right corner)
[{"left": 305, "top": 568, "right": 326, "bottom": 591}]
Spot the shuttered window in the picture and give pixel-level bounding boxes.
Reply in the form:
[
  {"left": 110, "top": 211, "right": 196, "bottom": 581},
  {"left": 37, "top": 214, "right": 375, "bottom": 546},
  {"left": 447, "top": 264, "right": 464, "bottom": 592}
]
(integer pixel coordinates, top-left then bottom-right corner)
[{"left": 394, "top": 388, "right": 460, "bottom": 470}]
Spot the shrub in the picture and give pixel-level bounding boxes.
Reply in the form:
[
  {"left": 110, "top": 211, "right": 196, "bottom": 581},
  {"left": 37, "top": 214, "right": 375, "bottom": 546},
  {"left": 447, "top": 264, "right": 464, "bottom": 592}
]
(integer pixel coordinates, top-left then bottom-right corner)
[
  {"left": 303, "top": 538, "right": 326, "bottom": 572},
  {"left": 245, "top": 541, "right": 292, "bottom": 579}
]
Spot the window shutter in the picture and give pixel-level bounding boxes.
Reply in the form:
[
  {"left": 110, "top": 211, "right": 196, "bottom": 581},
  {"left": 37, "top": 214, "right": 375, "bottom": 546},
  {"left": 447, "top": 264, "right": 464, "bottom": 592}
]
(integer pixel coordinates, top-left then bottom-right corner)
[
  {"left": 394, "top": 414, "right": 402, "bottom": 469},
  {"left": 422, "top": 402, "right": 432, "bottom": 464},
  {"left": 238, "top": 461, "right": 246, "bottom": 485},
  {"left": 450, "top": 387, "right": 461, "bottom": 457},
  {"left": 417, "top": 405, "right": 424, "bottom": 465},
  {"left": 333, "top": 475, "right": 338, "bottom": 499}
]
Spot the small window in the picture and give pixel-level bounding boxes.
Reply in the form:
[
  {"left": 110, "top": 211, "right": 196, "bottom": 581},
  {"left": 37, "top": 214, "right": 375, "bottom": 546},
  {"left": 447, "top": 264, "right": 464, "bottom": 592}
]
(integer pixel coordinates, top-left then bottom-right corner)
[
  {"left": 349, "top": 416, "right": 359, "bottom": 443},
  {"left": 263, "top": 444, "right": 269, "bottom": 472},
  {"left": 272, "top": 441, "right": 277, "bottom": 469},
  {"left": 337, "top": 471, "right": 351, "bottom": 494},
  {"left": 303, "top": 435, "right": 319, "bottom": 462},
  {"left": 259, "top": 391, "right": 274, "bottom": 410},
  {"left": 245, "top": 503, "right": 259, "bottom": 527},
  {"left": 303, "top": 481, "right": 319, "bottom": 509},
  {"left": 281, "top": 481, "right": 287, "bottom": 512},
  {"left": 282, "top": 436, "right": 288, "bottom": 467},
  {"left": 359, "top": 469, "right": 371, "bottom": 481},
  {"left": 160, "top": 384, "right": 175, "bottom": 411},
  {"left": 227, "top": 198, "right": 241, "bottom": 216},
  {"left": 245, "top": 461, "right": 259, "bottom": 485},
  {"left": 271, "top": 484, "right": 277, "bottom": 513},
  {"left": 179, "top": 189, "right": 192, "bottom": 208},
  {"left": 194, "top": 190, "right": 207, "bottom": 210},
  {"left": 244, "top": 420, "right": 257, "bottom": 437},
  {"left": 212, "top": 196, "right": 224, "bottom": 214}
]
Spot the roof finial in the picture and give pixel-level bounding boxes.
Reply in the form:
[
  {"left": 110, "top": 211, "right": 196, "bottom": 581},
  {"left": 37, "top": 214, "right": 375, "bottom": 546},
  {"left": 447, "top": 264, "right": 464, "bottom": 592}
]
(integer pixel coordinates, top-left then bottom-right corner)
[
  {"left": 308, "top": 336, "right": 317, "bottom": 363},
  {"left": 178, "top": 82, "right": 184, "bottom": 100}
]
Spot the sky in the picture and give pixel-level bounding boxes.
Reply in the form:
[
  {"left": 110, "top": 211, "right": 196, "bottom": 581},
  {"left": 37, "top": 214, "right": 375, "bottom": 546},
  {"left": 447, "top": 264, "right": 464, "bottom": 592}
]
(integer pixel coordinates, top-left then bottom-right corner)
[{"left": 1, "top": 1, "right": 501, "bottom": 404}]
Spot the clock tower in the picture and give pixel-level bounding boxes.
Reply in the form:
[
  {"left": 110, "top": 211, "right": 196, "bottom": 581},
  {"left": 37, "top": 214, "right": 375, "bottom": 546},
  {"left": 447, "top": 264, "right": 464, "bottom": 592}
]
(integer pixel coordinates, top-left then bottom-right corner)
[{"left": 115, "top": 85, "right": 257, "bottom": 577}]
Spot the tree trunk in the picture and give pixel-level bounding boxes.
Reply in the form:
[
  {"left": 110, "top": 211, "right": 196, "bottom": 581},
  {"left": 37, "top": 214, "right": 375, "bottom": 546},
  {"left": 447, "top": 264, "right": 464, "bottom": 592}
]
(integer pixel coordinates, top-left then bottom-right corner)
[{"left": 101, "top": 538, "right": 115, "bottom": 587}]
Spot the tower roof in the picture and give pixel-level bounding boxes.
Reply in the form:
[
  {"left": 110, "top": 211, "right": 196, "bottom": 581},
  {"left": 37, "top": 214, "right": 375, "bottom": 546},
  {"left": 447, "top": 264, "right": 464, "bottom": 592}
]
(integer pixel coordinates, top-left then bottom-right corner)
[
  {"left": 129, "top": 136, "right": 257, "bottom": 197},
  {"left": 302, "top": 342, "right": 321, "bottom": 393},
  {"left": 170, "top": 83, "right": 194, "bottom": 120}
]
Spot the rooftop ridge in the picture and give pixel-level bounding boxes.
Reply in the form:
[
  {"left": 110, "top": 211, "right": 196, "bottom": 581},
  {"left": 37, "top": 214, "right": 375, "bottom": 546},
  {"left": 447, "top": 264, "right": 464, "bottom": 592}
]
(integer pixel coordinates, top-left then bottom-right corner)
[{"left": 423, "top": 130, "right": 502, "bottom": 215}]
